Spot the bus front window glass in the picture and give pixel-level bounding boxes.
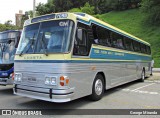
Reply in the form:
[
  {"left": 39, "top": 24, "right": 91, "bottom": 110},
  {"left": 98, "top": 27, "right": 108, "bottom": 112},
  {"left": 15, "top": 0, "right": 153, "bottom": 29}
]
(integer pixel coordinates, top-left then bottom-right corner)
[
  {"left": 16, "top": 23, "right": 39, "bottom": 54},
  {"left": 17, "top": 20, "right": 74, "bottom": 54},
  {"left": 0, "top": 32, "right": 18, "bottom": 63}
]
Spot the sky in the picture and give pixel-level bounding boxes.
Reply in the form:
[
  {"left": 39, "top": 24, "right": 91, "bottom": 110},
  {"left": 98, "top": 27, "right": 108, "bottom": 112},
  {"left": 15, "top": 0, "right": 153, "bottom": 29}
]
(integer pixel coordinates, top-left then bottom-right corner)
[{"left": 0, "top": 0, "right": 47, "bottom": 24}]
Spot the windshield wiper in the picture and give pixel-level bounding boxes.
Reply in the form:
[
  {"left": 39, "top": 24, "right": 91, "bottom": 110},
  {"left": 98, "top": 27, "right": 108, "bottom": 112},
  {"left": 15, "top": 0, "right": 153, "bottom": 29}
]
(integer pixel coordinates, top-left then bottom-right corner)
[
  {"left": 40, "top": 32, "right": 48, "bottom": 56},
  {"left": 1, "top": 43, "right": 8, "bottom": 59},
  {"left": 19, "top": 33, "right": 35, "bottom": 56}
]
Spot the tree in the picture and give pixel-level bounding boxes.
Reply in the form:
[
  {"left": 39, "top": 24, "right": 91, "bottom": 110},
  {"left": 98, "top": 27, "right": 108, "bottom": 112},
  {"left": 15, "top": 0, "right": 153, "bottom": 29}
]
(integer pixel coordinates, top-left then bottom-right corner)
[
  {"left": 0, "top": 21, "right": 19, "bottom": 32},
  {"left": 69, "top": 2, "right": 95, "bottom": 15},
  {"left": 68, "top": 8, "right": 82, "bottom": 12},
  {"left": 54, "top": 0, "right": 73, "bottom": 12},
  {"left": 36, "top": 0, "right": 55, "bottom": 15},
  {"left": 141, "top": 0, "right": 160, "bottom": 25},
  {"left": 36, "top": 0, "right": 91, "bottom": 15},
  {"left": 80, "top": 2, "right": 95, "bottom": 15},
  {"left": 93, "top": 0, "right": 101, "bottom": 14},
  {"left": 5, "top": 20, "right": 13, "bottom": 26}
]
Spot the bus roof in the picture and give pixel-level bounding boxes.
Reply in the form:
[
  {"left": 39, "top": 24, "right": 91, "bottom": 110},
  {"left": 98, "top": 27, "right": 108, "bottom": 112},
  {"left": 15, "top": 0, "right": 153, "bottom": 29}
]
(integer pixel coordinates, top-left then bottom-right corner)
[
  {"left": 0, "top": 30, "right": 21, "bottom": 42},
  {"left": 0, "top": 30, "right": 20, "bottom": 34}
]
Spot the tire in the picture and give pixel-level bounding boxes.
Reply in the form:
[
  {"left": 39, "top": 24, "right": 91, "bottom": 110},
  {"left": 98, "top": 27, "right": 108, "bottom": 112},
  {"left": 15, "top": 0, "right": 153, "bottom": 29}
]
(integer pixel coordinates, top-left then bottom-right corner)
[
  {"left": 89, "top": 74, "right": 104, "bottom": 101},
  {"left": 150, "top": 67, "right": 153, "bottom": 76},
  {"left": 140, "top": 69, "right": 145, "bottom": 82}
]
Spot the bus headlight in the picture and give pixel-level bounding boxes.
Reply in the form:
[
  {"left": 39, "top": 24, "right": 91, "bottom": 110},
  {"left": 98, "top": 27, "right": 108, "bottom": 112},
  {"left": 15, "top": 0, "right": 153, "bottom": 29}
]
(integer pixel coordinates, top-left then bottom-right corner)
[
  {"left": 45, "top": 76, "right": 57, "bottom": 85},
  {"left": 14, "top": 73, "right": 22, "bottom": 82},
  {"left": 51, "top": 77, "right": 56, "bottom": 85},
  {"left": 45, "top": 77, "right": 50, "bottom": 85},
  {"left": 9, "top": 73, "right": 14, "bottom": 80}
]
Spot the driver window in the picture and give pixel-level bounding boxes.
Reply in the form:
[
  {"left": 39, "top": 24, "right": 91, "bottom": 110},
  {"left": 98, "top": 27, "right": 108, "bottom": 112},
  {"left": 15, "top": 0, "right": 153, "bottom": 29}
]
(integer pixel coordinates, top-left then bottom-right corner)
[{"left": 73, "top": 26, "right": 88, "bottom": 56}]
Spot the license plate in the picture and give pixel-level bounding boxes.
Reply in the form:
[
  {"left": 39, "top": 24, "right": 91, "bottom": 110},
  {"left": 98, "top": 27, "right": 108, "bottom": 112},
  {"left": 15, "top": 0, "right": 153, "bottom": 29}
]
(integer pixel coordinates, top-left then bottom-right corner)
[
  {"left": 0, "top": 78, "right": 7, "bottom": 82},
  {"left": 28, "top": 77, "right": 37, "bottom": 82}
]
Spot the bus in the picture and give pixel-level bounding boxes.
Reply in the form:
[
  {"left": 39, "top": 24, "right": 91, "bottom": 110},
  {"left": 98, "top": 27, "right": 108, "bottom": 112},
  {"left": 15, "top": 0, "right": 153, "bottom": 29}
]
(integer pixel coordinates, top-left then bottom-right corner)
[
  {"left": 0, "top": 30, "right": 21, "bottom": 85},
  {"left": 13, "top": 13, "right": 152, "bottom": 103}
]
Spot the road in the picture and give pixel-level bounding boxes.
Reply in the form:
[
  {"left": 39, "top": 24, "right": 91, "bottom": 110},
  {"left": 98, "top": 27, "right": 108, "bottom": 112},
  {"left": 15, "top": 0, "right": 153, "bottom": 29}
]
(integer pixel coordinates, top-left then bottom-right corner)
[{"left": 0, "top": 73, "right": 160, "bottom": 117}]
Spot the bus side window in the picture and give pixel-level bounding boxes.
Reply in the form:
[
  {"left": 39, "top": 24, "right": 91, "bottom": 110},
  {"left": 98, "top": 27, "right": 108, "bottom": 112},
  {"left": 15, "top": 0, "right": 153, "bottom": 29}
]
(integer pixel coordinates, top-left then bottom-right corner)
[
  {"left": 111, "top": 32, "right": 124, "bottom": 49},
  {"left": 92, "top": 25, "right": 111, "bottom": 47},
  {"left": 73, "top": 28, "right": 88, "bottom": 56},
  {"left": 141, "top": 43, "right": 146, "bottom": 54},
  {"left": 124, "top": 37, "right": 134, "bottom": 51},
  {"left": 133, "top": 41, "right": 141, "bottom": 53},
  {"left": 146, "top": 46, "right": 151, "bottom": 55},
  {"left": 110, "top": 32, "right": 118, "bottom": 48}
]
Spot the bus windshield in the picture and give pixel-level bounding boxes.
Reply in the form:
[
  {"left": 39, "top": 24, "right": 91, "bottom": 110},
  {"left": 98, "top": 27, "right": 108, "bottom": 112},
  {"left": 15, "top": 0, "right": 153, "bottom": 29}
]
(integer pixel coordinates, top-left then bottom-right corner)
[
  {"left": 0, "top": 31, "right": 19, "bottom": 64},
  {"left": 16, "top": 20, "right": 74, "bottom": 55}
]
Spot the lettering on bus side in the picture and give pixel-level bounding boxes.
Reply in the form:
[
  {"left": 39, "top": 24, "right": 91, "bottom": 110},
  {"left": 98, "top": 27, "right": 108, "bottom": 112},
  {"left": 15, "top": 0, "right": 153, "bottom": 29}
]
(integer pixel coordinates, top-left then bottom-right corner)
[
  {"left": 24, "top": 56, "right": 43, "bottom": 60},
  {"left": 94, "top": 49, "right": 100, "bottom": 54},
  {"left": 114, "top": 52, "right": 125, "bottom": 56},
  {"left": 94, "top": 49, "right": 125, "bottom": 57}
]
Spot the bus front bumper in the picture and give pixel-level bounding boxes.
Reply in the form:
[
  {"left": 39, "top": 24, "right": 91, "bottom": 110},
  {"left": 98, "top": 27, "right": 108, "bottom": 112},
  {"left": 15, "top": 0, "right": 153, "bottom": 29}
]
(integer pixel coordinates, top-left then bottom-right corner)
[
  {"left": 0, "top": 78, "right": 13, "bottom": 85},
  {"left": 13, "top": 84, "right": 74, "bottom": 103}
]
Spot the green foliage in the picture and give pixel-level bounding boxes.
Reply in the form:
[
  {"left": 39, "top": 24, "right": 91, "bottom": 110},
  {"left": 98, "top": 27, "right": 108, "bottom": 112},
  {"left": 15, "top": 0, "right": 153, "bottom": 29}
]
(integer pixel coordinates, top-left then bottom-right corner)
[
  {"left": 98, "top": 0, "right": 141, "bottom": 13},
  {"left": 68, "top": 8, "right": 82, "bottom": 12},
  {"left": 0, "top": 21, "right": 19, "bottom": 32},
  {"left": 99, "top": 9, "right": 160, "bottom": 67},
  {"left": 69, "top": 2, "right": 95, "bottom": 15},
  {"left": 80, "top": 2, "right": 95, "bottom": 15},
  {"left": 36, "top": 0, "right": 55, "bottom": 16},
  {"left": 141, "top": 0, "right": 160, "bottom": 25},
  {"left": 54, "top": 0, "right": 73, "bottom": 12},
  {"left": 35, "top": 0, "right": 141, "bottom": 16}
]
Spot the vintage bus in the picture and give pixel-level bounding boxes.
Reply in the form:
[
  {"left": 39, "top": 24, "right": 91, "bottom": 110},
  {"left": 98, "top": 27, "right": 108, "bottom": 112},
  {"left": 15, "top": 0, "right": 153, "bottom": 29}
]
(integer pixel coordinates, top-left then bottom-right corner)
[
  {"left": 14, "top": 13, "right": 152, "bottom": 102},
  {"left": 0, "top": 30, "right": 21, "bottom": 85}
]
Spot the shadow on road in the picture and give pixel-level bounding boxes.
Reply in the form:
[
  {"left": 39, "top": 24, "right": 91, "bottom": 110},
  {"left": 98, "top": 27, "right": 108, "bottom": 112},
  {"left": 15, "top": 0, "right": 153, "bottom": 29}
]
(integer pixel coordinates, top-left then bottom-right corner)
[
  {"left": 0, "top": 86, "right": 13, "bottom": 95},
  {"left": 103, "top": 79, "right": 140, "bottom": 96},
  {"left": 18, "top": 96, "right": 90, "bottom": 109}
]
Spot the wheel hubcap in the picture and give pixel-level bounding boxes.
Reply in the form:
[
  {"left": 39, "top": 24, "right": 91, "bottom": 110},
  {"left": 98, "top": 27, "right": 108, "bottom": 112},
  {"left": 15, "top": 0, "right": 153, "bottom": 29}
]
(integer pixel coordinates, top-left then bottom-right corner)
[{"left": 95, "top": 79, "right": 103, "bottom": 95}]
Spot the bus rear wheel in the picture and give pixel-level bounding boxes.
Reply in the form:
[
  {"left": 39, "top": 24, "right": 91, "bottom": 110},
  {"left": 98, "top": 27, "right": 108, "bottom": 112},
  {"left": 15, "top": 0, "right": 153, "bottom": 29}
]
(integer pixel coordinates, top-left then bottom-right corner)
[{"left": 89, "top": 74, "right": 104, "bottom": 101}]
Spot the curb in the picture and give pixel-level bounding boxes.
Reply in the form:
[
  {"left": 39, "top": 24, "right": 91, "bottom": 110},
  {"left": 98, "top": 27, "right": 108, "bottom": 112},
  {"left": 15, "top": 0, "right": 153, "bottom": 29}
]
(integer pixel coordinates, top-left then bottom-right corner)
[
  {"left": 153, "top": 68, "right": 160, "bottom": 72},
  {"left": 145, "top": 80, "right": 160, "bottom": 83}
]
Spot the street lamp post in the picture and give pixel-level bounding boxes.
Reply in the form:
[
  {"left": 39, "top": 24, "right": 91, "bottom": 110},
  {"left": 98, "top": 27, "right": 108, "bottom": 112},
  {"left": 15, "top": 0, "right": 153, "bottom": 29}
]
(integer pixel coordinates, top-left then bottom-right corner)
[{"left": 33, "top": 0, "right": 36, "bottom": 18}]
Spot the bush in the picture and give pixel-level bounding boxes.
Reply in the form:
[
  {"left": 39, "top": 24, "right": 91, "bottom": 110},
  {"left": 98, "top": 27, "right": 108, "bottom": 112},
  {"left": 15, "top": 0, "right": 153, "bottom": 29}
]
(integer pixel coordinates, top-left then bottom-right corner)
[
  {"left": 69, "top": 2, "right": 95, "bottom": 15},
  {"left": 141, "top": 0, "right": 160, "bottom": 25},
  {"left": 80, "top": 2, "right": 95, "bottom": 15},
  {"left": 68, "top": 8, "right": 82, "bottom": 12}
]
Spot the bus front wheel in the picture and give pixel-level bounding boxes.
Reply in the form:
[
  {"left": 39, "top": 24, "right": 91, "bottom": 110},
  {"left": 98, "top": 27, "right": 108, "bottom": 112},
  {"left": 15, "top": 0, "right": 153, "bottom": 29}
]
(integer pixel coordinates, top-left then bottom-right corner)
[{"left": 89, "top": 74, "right": 104, "bottom": 101}]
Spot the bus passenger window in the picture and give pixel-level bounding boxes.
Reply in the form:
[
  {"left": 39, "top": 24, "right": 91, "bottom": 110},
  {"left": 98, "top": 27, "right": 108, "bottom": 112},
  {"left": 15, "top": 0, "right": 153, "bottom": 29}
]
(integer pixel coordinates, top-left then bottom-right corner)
[
  {"left": 110, "top": 32, "right": 118, "bottom": 48},
  {"left": 140, "top": 43, "right": 146, "bottom": 54},
  {"left": 146, "top": 46, "right": 151, "bottom": 55},
  {"left": 92, "top": 25, "right": 111, "bottom": 47},
  {"left": 133, "top": 41, "right": 141, "bottom": 53},
  {"left": 117, "top": 39, "right": 124, "bottom": 49},
  {"left": 124, "top": 38, "right": 134, "bottom": 51}
]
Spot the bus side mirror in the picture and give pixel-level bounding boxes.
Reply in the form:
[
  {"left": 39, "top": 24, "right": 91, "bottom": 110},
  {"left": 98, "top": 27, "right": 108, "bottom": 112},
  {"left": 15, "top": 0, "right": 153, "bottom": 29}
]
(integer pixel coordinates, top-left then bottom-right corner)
[{"left": 77, "top": 29, "right": 83, "bottom": 41}]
